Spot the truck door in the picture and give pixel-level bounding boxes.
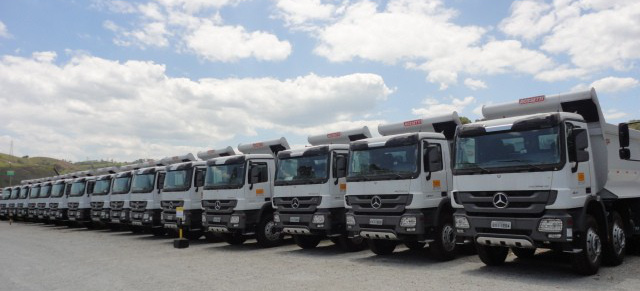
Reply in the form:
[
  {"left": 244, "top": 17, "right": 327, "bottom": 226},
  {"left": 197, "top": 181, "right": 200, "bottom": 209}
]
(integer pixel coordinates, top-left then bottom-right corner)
[
  {"left": 566, "top": 122, "right": 592, "bottom": 198},
  {"left": 247, "top": 162, "right": 270, "bottom": 208},
  {"left": 422, "top": 140, "right": 447, "bottom": 207}
]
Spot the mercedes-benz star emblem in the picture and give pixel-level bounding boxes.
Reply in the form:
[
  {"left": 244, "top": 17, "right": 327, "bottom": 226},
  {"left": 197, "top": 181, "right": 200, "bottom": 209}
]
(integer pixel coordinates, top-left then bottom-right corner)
[
  {"left": 168, "top": 202, "right": 174, "bottom": 209},
  {"left": 371, "top": 196, "right": 382, "bottom": 209},
  {"left": 493, "top": 192, "right": 509, "bottom": 209},
  {"left": 291, "top": 198, "right": 300, "bottom": 209},
  {"left": 214, "top": 201, "right": 221, "bottom": 210}
]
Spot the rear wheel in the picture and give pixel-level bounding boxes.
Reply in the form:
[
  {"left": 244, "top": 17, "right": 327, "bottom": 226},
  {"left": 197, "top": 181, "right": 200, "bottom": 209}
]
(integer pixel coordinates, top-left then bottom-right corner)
[
  {"left": 571, "top": 215, "right": 602, "bottom": 275},
  {"left": 294, "top": 235, "right": 322, "bottom": 249},
  {"left": 603, "top": 212, "right": 626, "bottom": 266},
  {"left": 429, "top": 217, "right": 458, "bottom": 261},
  {"left": 368, "top": 239, "right": 397, "bottom": 255},
  {"left": 256, "top": 214, "right": 283, "bottom": 248},
  {"left": 476, "top": 244, "right": 509, "bottom": 266},
  {"left": 404, "top": 241, "right": 426, "bottom": 251},
  {"left": 511, "top": 248, "right": 536, "bottom": 259},
  {"left": 224, "top": 233, "right": 246, "bottom": 245},
  {"left": 336, "top": 235, "right": 366, "bottom": 252}
]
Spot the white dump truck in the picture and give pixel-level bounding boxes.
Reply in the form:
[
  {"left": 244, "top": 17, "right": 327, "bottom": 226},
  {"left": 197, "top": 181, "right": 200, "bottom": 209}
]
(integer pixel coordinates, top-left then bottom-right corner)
[
  {"left": 27, "top": 181, "right": 41, "bottom": 221},
  {"left": 128, "top": 160, "right": 167, "bottom": 235},
  {"left": 452, "top": 88, "right": 640, "bottom": 275},
  {"left": 36, "top": 179, "right": 54, "bottom": 223},
  {"left": 273, "top": 127, "right": 372, "bottom": 251},
  {"left": 16, "top": 184, "right": 30, "bottom": 221},
  {"left": 201, "top": 138, "right": 289, "bottom": 247},
  {"left": 47, "top": 176, "right": 69, "bottom": 225},
  {"left": 110, "top": 164, "right": 139, "bottom": 226},
  {"left": 7, "top": 185, "right": 21, "bottom": 220},
  {"left": 345, "top": 113, "right": 462, "bottom": 260},
  {"left": 160, "top": 154, "right": 207, "bottom": 239},
  {"left": 90, "top": 167, "right": 119, "bottom": 228},
  {"left": 66, "top": 171, "right": 95, "bottom": 225},
  {"left": 0, "top": 187, "right": 10, "bottom": 219}
]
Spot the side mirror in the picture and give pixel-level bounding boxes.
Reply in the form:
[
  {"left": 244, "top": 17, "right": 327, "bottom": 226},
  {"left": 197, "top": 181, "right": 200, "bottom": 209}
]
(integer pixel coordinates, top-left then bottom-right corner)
[
  {"left": 569, "top": 128, "right": 590, "bottom": 163},
  {"left": 619, "top": 123, "right": 630, "bottom": 148},
  {"left": 335, "top": 156, "right": 347, "bottom": 178},
  {"left": 194, "top": 169, "right": 205, "bottom": 187},
  {"left": 157, "top": 173, "right": 166, "bottom": 191}
]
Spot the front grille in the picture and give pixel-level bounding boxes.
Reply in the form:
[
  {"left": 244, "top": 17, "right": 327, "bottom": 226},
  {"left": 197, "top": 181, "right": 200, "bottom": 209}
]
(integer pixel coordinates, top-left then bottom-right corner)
[
  {"left": 129, "top": 201, "right": 148, "bottom": 211},
  {"left": 202, "top": 199, "right": 237, "bottom": 214},
  {"left": 28, "top": 203, "right": 36, "bottom": 209},
  {"left": 90, "top": 202, "right": 104, "bottom": 210},
  {"left": 49, "top": 203, "right": 59, "bottom": 209},
  {"left": 273, "top": 196, "right": 321, "bottom": 213},
  {"left": 68, "top": 202, "right": 79, "bottom": 210},
  {"left": 110, "top": 201, "right": 124, "bottom": 210},
  {"left": 457, "top": 191, "right": 553, "bottom": 217},
  {"left": 18, "top": 203, "right": 24, "bottom": 208},
  {"left": 161, "top": 200, "right": 184, "bottom": 212},
  {"left": 346, "top": 194, "right": 411, "bottom": 214},
  {"left": 37, "top": 203, "right": 47, "bottom": 209}
]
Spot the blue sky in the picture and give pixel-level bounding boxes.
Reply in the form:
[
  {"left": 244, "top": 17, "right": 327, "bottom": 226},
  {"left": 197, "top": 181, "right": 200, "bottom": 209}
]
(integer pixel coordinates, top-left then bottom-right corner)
[{"left": 0, "top": 0, "right": 638, "bottom": 162}]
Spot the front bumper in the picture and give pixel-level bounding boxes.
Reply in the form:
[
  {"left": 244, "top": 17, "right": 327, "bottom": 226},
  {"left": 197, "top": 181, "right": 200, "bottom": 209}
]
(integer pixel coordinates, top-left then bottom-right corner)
[
  {"left": 161, "top": 209, "right": 203, "bottom": 230},
  {"left": 109, "top": 208, "right": 131, "bottom": 224},
  {"left": 203, "top": 210, "right": 259, "bottom": 234},
  {"left": 90, "top": 208, "right": 112, "bottom": 223},
  {"left": 346, "top": 209, "right": 436, "bottom": 241},
  {"left": 49, "top": 209, "right": 68, "bottom": 221},
  {"left": 274, "top": 208, "right": 345, "bottom": 236},
  {"left": 454, "top": 209, "right": 576, "bottom": 248},
  {"left": 131, "top": 209, "right": 162, "bottom": 227},
  {"left": 68, "top": 208, "right": 90, "bottom": 222}
]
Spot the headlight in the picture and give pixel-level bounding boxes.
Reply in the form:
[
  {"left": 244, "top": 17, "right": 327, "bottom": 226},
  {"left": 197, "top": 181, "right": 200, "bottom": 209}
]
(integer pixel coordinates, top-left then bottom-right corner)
[
  {"left": 346, "top": 215, "right": 356, "bottom": 226},
  {"left": 230, "top": 215, "right": 240, "bottom": 224},
  {"left": 454, "top": 216, "right": 470, "bottom": 229},
  {"left": 312, "top": 215, "right": 325, "bottom": 224},
  {"left": 400, "top": 216, "right": 417, "bottom": 228},
  {"left": 121, "top": 212, "right": 127, "bottom": 218},
  {"left": 538, "top": 219, "right": 563, "bottom": 233},
  {"left": 143, "top": 213, "right": 149, "bottom": 219},
  {"left": 202, "top": 214, "right": 207, "bottom": 222},
  {"left": 273, "top": 214, "right": 280, "bottom": 223}
]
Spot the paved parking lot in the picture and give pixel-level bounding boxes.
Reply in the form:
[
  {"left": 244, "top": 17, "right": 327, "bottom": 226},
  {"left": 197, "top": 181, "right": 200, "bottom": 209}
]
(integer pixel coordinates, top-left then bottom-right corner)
[{"left": 1, "top": 221, "right": 639, "bottom": 291}]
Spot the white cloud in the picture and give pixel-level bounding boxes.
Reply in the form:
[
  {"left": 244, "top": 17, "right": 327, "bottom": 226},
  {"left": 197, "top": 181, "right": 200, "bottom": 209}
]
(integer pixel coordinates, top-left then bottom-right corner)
[
  {"left": 535, "top": 66, "right": 588, "bottom": 82},
  {"left": 603, "top": 109, "right": 628, "bottom": 120},
  {"left": 0, "top": 21, "right": 10, "bottom": 38},
  {"left": 499, "top": 0, "right": 580, "bottom": 41},
  {"left": 464, "top": 78, "right": 487, "bottom": 90},
  {"left": 0, "top": 52, "right": 391, "bottom": 161},
  {"left": 273, "top": 0, "right": 338, "bottom": 29},
  {"left": 411, "top": 96, "right": 475, "bottom": 117},
  {"left": 572, "top": 76, "right": 639, "bottom": 93},
  {"left": 102, "top": 0, "right": 291, "bottom": 62}
]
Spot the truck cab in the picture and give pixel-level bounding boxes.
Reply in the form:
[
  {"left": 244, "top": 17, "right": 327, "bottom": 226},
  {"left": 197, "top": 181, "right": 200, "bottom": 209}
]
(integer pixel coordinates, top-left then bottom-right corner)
[
  {"left": 273, "top": 127, "right": 371, "bottom": 251},
  {"left": 345, "top": 113, "right": 462, "bottom": 260},
  {"left": 27, "top": 182, "right": 41, "bottom": 221},
  {"left": 67, "top": 172, "right": 95, "bottom": 225},
  {"left": 202, "top": 138, "right": 289, "bottom": 247},
  {"left": 452, "top": 89, "right": 640, "bottom": 275},
  {"left": 48, "top": 177, "right": 70, "bottom": 224},
  {"left": 129, "top": 161, "right": 167, "bottom": 236},
  {"left": 90, "top": 169, "right": 118, "bottom": 228},
  {"left": 0, "top": 187, "right": 10, "bottom": 219},
  {"left": 160, "top": 154, "right": 206, "bottom": 239},
  {"left": 8, "top": 185, "right": 21, "bottom": 219},
  {"left": 16, "top": 185, "right": 30, "bottom": 220},
  {"left": 37, "top": 180, "right": 53, "bottom": 223},
  {"left": 110, "top": 165, "right": 137, "bottom": 226}
]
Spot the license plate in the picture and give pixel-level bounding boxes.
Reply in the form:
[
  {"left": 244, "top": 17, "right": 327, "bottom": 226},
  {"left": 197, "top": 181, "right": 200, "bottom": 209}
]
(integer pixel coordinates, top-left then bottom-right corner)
[
  {"left": 38, "top": 215, "right": 43, "bottom": 219},
  {"left": 491, "top": 221, "right": 512, "bottom": 229},
  {"left": 92, "top": 218, "right": 100, "bottom": 222},
  {"left": 290, "top": 217, "right": 300, "bottom": 223},
  {"left": 164, "top": 223, "right": 177, "bottom": 229},
  {"left": 111, "top": 219, "right": 120, "bottom": 223},
  {"left": 69, "top": 217, "right": 76, "bottom": 221},
  {"left": 212, "top": 217, "right": 221, "bottom": 223},
  {"left": 369, "top": 218, "right": 383, "bottom": 225},
  {"left": 167, "top": 215, "right": 174, "bottom": 220},
  {"left": 132, "top": 221, "right": 143, "bottom": 226}
]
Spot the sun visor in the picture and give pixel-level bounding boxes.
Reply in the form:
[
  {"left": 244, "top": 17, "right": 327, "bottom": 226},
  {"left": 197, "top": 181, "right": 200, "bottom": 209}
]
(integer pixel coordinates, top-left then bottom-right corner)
[
  {"left": 307, "top": 126, "right": 372, "bottom": 145},
  {"left": 238, "top": 137, "right": 290, "bottom": 155},
  {"left": 378, "top": 112, "right": 461, "bottom": 139}
]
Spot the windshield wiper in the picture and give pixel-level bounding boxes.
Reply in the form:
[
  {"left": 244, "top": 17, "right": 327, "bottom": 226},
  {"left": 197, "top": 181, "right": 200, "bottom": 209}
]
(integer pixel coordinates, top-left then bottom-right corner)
[
  {"left": 494, "top": 159, "right": 545, "bottom": 171},
  {"left": 457, "top": 163, "right": 491, "bottom": 174}
]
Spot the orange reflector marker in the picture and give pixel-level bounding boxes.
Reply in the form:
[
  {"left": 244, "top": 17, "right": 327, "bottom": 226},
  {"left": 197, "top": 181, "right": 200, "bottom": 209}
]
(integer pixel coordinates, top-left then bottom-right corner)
[
  {"left": 433, "top": 180, "right": 441, "bottom": 189},
  {"left": 256, "top": 188, "right": 264, "bottom": 195},
  {"left": 339, "top": 183, "right": 347, "bottom": 191},
  {"left": 578, "top": 172, "right": 585, "bottom": 182}
]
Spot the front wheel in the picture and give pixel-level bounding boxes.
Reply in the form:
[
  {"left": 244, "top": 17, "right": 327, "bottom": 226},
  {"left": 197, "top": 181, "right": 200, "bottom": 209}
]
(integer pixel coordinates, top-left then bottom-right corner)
[
  {"left": 476, "top": 244, "right": 509, "bottom": 266},
  {"left": 294, "top": 235, "right": 322, "bottom": 249},
  {"left": 367, "top": 239, "right": 397, "bottom": 255},
  {"left": 571, "top": 215, "right": 602, "bottom": 275},
  {"left": 603, "top": 212, "right": 626, "bottom": 266},
  {"left": 429, "top": 218, "right": 458, "bottom": 261},
  {"left": 256, "top": 215, "right": 283, "bottom": 248}
]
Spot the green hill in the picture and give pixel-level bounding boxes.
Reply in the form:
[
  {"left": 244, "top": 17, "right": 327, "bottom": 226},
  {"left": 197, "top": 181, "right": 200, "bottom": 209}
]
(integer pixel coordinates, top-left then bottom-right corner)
[{"left": 0, "top": 153, "right": 124, "bottom": 187}]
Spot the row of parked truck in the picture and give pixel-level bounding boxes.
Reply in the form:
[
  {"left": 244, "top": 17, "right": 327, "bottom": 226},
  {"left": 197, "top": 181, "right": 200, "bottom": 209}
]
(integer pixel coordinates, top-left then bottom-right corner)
[{"left": 1, "top": 89, "right": 640, "bottom": 275}]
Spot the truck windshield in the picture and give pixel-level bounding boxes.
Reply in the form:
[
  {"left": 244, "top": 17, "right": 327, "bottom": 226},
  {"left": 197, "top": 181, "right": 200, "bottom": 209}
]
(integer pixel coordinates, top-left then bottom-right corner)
[
  {"left": 204, "top": 163, "right": 245, "bottom": 190},
  {"left": 11, "top": 189, "right": 20, "bottom": 199},
  {"left": 20, "top": 188, "right": 29, "bottom": 199},
  {"left": 164, "top": 170, "right": 191, "bottom": 191},
  {"left": 70, "top": 182, "right": 86, "bottom": 197},
  {"left": 2, "top": 189, "right": 10, "bottom": 199},
  {"left": 30, "top": 186, "right": 40, "bottom": 198},
  {"left": 348, "top": 144, "right": 419, "bottom": 181},
  {"left": 51, "top": 183, "right": 65, "bottom": 198},
  {"left": 40, "top": 185, "right": 52, "bottom": 198},
  {"left": 275, "top": 154, "right": 328, "bottom": 185},
  {"left": 92, "top": 179, "right": 111, "bottom": 196},
  {"left": 112, "top": 177, "right": 132, "bottom": 194},
  {"left": 132, "top": 173, "right": 155, "bottom": 193},
  {"left": 454, "top": 126, "right": 562, "bottom": 174}
]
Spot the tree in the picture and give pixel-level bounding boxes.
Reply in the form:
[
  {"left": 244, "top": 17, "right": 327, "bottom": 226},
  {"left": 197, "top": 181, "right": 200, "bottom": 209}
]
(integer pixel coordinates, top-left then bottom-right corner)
[
  {"left": 460, "top": 116, "right": 472, "bottom": 124},
  {"left": 629, "top": 120, "right": 640, "bottom": 131}
]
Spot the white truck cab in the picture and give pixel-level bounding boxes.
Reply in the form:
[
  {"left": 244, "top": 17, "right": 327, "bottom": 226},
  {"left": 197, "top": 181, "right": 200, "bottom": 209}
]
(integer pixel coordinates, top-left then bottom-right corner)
[
  {"left": 36, "top": 179, "right": 54, "bottom": 222},
  {"left": 109, "top": 164, "right": 140, "bottom": 226},
  {"left": 27, "top": 182, "right": 42, "bottom": 221},
  {"left": 128, "top": 160, "right": 168, "bottom": 236},
  {"left": 0, "top": 187, "right": 11, "bottom": 220},
  {"left": 67, "top": 171, "right": 95, "bottom": 225},
  {"left": 452, "top": 89, "right": 640, "bottom": 275},
  {"left": 7, "top": 185, "right": 21, "bottom": 220},
  {"left": 90, "top": 167, "right": 119, "bottom": 228},
  {"left": 160, "top": 154, "right": 207, "bottom": 239},
  {"left": 201, "top": 138, "right": 289, "bottom": 247},
  {"left": 273, "top": 127, "right": 372, "bottom": 251},
  {"left": 48, "top": 175, "right": 70, "bottom": 224},
  {"left": 16, "top": 184, "right": 30, "bottom": 220},
  {"left": 345, "top": 113, "right": 462, "bottom": 260}
]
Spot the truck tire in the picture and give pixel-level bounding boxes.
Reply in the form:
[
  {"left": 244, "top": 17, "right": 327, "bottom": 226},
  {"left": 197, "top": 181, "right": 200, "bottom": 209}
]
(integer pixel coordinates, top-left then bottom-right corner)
[
  {"left": 151, "top": 227, "right": 166, "bottom": 237},
  {"left": 571, "top": 215, "right": 602, "bottom": 275},
  {"left": 294, "top": 235, "right": 322, "bottom": 249},
  {"left": 224, "top": 233, "right": 246, "bottom": 245},
  {"left": 602, "top": 212, "right": 626, "bottom": 266},
  {"left": 476, "top": 245, "right": 508, "bottom": 266},
  {"left": 367, "top": 239, "right": 397, "bottom": 255},
  {"left": 404, "top": 241, "right": 426, "bottom": 251},
  {"left": 429, "top": 217, "right": 458, "bottom": 261},
  {"left": 256, "top": 214, "right": 283, "bottom": 248},
  {"left": 336, "top": 235, "right": 366, "bottom": 252},
  {"left": 511, "top": 248, "right": 536, "bottom": 259}
]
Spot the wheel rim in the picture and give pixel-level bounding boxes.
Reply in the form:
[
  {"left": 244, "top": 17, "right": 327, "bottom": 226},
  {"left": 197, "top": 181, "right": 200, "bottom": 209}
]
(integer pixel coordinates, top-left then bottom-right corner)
[
  {"left": 264, "top": 220, "right": 281, "bottom": 241},
  {"left": 442, "top": 224, "right": 456, "bottom": 252},
  {"left": 612, "top": 221, "right": 626, "bottom": 256},
  {"left": 586, "top": 227, "right": 602, "bottom": 263}
]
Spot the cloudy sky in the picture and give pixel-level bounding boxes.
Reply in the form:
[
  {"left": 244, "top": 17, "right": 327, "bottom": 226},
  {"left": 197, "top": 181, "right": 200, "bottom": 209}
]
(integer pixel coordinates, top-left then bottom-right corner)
[{"left": 0, "top": 0, "right": 638, "bottom": 162}]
